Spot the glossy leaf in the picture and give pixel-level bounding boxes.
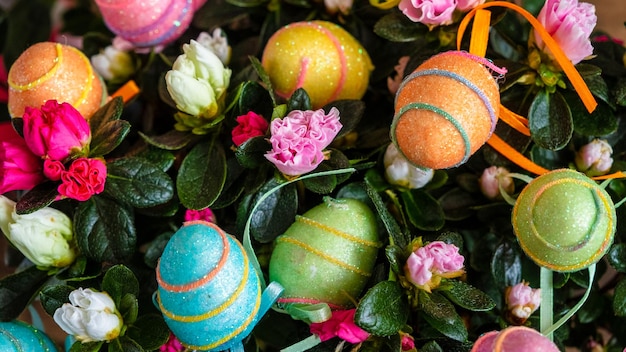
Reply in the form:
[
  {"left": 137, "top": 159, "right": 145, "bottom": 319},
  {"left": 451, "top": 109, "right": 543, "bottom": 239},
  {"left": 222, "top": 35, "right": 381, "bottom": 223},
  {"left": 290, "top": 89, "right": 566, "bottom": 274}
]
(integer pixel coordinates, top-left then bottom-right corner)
[
  {"left": 365, "top": 178, "right": 408, "bottom": 249},
  {"left": 14, "top": 181, "right": 58, "bottom": 215},
  {"left": 355, "top": 281, "right": 409, "bottom": 336},
  {"left": 374, "top": 12, "right": 427, "bottom": 42},
  {"left": 102, "top": 265, "right": 139, "bottom": 304},
  {"left": 105, "top": 157, "right": 174, "bottom": 208},
  {"left": 138, "top": 130, "right": 199, "bottom": 151},
  {"left": 247, "top": 177, "right": 298, "bottom": 243},
  {"left": 0, "top": 266, "right": 50, "bottom": 321},
  {"left": 401, "top": 189, "right": 445, "bottom": 231},
  {"left": 614, "top": 278, "right": 626, "bottom": 316},
  {"left": 528, "top": 90, "right": 573, "bottom": 150},
  {"left": 235, "top": 135, "right": 271, "bottom": 169},
  {"left": 177, "top": 140, "right": 227, "bottom": 209},
  {"left": 126, "top": 314, "right": 171, "bottom": 351},
  {"left": 491, "top": 241, "right": 523, "bottom": 288},
  {"left": 566, "top": 90, "right": 618, "bottom": 136},
  {"left": 40, "top": 284, "right": 75, "bottom": 316},
  {"left": 419, "top": 290, "right": 468, "bottom": 342},
  {"left": 609, "top": 243, "right": 626, "bottom": 273},
  {"left": 440, "top": 280, "right": 496, "bottom": 312},
  {"left": 287, "top": 88, "right": 312, "bottom": 112},
  {"left": 324, "top": 100, "right": 366, "bottom": 138}
]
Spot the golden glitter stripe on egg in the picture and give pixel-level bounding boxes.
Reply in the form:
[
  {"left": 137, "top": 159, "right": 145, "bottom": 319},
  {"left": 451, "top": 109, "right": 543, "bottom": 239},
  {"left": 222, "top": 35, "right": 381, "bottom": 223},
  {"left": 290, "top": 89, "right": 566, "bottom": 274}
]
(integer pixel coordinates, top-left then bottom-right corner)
[
  {"left": 156, "top": 238, "right": 251, "bottom": 322},
  {"left": 67, "top": 45, "right": 95, "bottom": 109},
  {"left": 8, "top": 43, "right": 63, "bottom": 92},
  {"left": 182, "top": 285, "right": 262, "bottom": 351},
  {"left": 276, "top": 236, "right": 372, "bottom": 277},
  {"left": 156, "top": 225, "right": 231, "bottom": 293},
  {"left": 295, "top": 215, "right": 382, "bottom": 248}
]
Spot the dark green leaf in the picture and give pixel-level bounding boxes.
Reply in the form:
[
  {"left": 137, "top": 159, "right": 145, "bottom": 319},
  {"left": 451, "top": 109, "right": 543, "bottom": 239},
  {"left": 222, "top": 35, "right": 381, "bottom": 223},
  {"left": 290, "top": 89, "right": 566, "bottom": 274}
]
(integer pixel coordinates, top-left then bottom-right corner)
[
  {"left": 235, "top": 136, "right": 271, "bottom": 169},
  {"left": 614, "top": 278, "right": 626, "bottom": 317},
  {"left": 15, "top": 181, "right": 58, "bottom": 214},
  {"left": 0, "top": 266, "right": 49, "bottom": 321},
  {"left": 102, "top": 265, "right": 140, "bottom": 303},
  {"left": 177, "top": 140, "right": 227, "bottom": 209},
  {"left": 107, "top": 336, "right": 143, "bottom": 352},
  {"left": 365, "top": 178, "right": 408, "bottom": 249},
  {"left": 420, "top": 340, "right": 444, "bottom": 352},
  {"left": 491, "top": 241, "right": 522, "bottom": 288},
  {"left": 90, "top": 97, "right": 123, "bottom": 130},
  {"left": 355, "top": 281, "right": 409, "bottom": 336},
  {"left": 40, "top": 284, "right": 75, "bottom": 317},
  {"left": 126, "top": 314, "right": 170, "bottom": 351},
  {"left": 373, "top": 12, "right": 427, "bottom": 42},
  {"left": 436, "top": 232, "right": 464, "bottom": 249},
  {"left": 105, "top": 157, "right": 174, "bottom": 208},
  {"left": 248, "top": 178, "right": 297, "bottom": 243},
  {"left": 324, "top": 100, "right": 365, "bottom": 138},
  {"left": 567, "top": 89, "right": 618, "bottom": 136},
  {"left": 249, "top": 55, "right": 276, "bottom": 106},
  {"left": 143, "top": 232, "right": 174, "bottom": 269},
  {"left": 528, "top": 90, "right": 573, "bottom": 150},
  {"left": 225, "top": 0, "right": 268, "bottom": 7},
  {"left": 440, "top": 280, "right": 496, "bottom": 312},
  {"left": 614, "top": 77, "right": 626, "bottom": 106},
  {"left": 138, "top": 130, "right": 199, "bottom": 151},
  {"left": 529, "top": 145, "right": 570, "bottom": 170},
  {"left": 584, "top": 73, "right": 612, "bottom": 107},
  {"left": 419, "top": 291, "right": 468, "bottom": 342},
  {"left": 287, "top": 88, "right": 312, "bottom": 112},
  {"left": 609, "top": 243, "right": 626, "bottom": 273},
  {"left": 119, "top": 293, "right": 139, "bottom": 326},
  {"left": 89, "top": 119, "right": 131, "bottom": 157},
  {"left": 578, "top": 291, "right": 605, "bottom": 323},
  {"left": 232, "top": 80, "right": 274, "bottom": 118},
  {"left": 11, "top": 117, "right": 23, "bottom": 136},
  {"left": 385, "top": 245, "right": 408, "bottom": 277},
  {"left": 401, "top": 189, "right": 445, "bottom": 231},
  {"left": 69, "top": 341, "right": 103, "bottom": 352},
  {"left": 302, "top": 149, "right": 352, "bottom": 194},
  {"left": 437, "top": 187, "right": 479, "bottom": 221},
  {"left": 130, "top": 147, "right": 176, "bottom": 172},
  {"left": 74, "top": 196, "right": 136, "bottom": 263}
]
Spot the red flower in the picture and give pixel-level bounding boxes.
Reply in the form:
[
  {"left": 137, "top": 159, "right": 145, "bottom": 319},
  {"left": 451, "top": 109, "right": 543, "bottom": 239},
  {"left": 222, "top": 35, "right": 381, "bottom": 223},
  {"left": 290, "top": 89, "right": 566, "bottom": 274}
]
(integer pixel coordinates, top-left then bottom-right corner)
[
  {"left": 231, "top": 111, "right": 268, "bottom": 146},
  {"left": 43, "top": 159, "right": 65, "bottom": 181},
  {"left": 310, "top": 309, "right": 369, "bottom": 344},
  {"left": 58, "top": 158, "right": 107, "bottom": 201},
  {"left": 0, "top": 122, "right": 44, "bottom": 194}
]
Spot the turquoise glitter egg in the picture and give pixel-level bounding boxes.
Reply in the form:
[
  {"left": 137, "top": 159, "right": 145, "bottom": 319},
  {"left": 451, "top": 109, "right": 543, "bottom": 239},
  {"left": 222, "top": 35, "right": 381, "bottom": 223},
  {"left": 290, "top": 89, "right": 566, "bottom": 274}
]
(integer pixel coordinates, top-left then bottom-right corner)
[
  {"left": 0, "top": 320, "right": 59, "bottom": 351},
  {"left": 156, "top": 221, "right": 262, "bottom": 351}
]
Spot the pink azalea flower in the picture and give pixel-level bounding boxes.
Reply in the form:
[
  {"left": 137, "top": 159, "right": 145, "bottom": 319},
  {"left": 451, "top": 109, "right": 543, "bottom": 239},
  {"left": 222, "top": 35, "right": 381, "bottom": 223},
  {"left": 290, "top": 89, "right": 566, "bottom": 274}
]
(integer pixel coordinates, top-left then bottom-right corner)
[
  {"left": 535, "top": 0, "right": 596, "bottom": 64},
  {"left": 405, "top": 241, "right": 465, "bottom": 291},
  {"left": 310, "top": 309, "right": 369, "bottom": 344},
  {"left": 456, "top": 0, "right": 485, "bottom": 11},
  {"left": 401, "top": 332, "right": 415, "bottom": 351},
  {"left": 0, "top": 122, "right": 44, "bottom": 194},
  {"left": 231, "top": 111, "right": 268, "bottom": 147},
  {"left": 22, "top": 100, "right": 91, "bottom": 161},
  {"left": 265, "top": 108, "right": 342, "bottom": 176},
  {"left": 184, "top": 208, "right": 216, "bottom": 223},
  {"left": 505, "top": 281, "right": 541, "bottom": 324},
  {"left": 399, "top": 0, "right": 456, "bottom": 26},
  {"left": 43, "top": 159, "right": 65, "bottom": 181},
  {"left": 160, "top": 332, "right": 184, "bottom": 352},
  {"left": 58, "top": 158, "right": 107, "bottom": 201}
]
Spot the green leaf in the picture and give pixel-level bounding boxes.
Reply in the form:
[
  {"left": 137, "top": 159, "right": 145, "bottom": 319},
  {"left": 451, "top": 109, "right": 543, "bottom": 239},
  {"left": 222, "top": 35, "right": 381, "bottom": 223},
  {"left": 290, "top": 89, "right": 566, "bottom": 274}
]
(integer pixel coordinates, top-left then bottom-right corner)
[
  {"left": 418, "top": 291, "right": 468, "bottom": 342},
  {"left": 14, "top": 181, "right": 58, "bottom": 214},
  {"left": 355, "top": 281, "right": 409, "bottom": 336},
  {"left": 287, "top": 88, "right": 312, "bottom": 112},
  {"left": 420, "top": 340, "right": 444, "bottom": 352},
  {"left": 614, "top": 278, "right": 626, "bottom": 317},
  {"left": 437, "top": 187, "right": 479, "bottom": 221},
  {"left": 529, "top": 145, "right": 570, "bottom": 170},
  {"left": 614, "top": 77, "right": 626, "bottom": 107},
  {"left": 578, "top": 291, "right": 605, "bottom": 323},
  {"left": 302, "top": 149, "right": 351, "bottom": 194},
  {"left": 0, "top": 266, "right": 50, "bottom": 321},
  {"left": 440, "top": 280, "right": 496, "bottom": 312},
  {"left": 131, "top": 147, "right": 176, "bottom": 172},
  {"left": 74, "top": 196, "right": 136, "bottom": 263},
  {"left": 365, "top": 178, "right": 408, "bottom": 249},
  {"left": 385, "top": 245, "right": 408, "bottom": 277},
  {"left": 70, "top": 341, "right": 103, "bottom": 352},
  {"left": 609, "top": 243, "right": 626, "bottom": 273},
  {"left": 491, "top": 241, "right": 522, "bottom": 288},
  {"left": 138, "top": 130, "right": 199, "bottom": 151},
  {"left": 39, "top": 284, "right": 75, "bottom": 316},
  {"left": 249, "top": 55, "right": 276, "bottom": 106},
  {"left": 89, "top": 97, "right": 130, "bottom": 157},
  {"left": 235, "top": 136, "right": 271, "bottom": 169},
  {"left": 566, "top": 89, "right": 618, "bottom": 136},
  {"left": 107, "top": 336, "right": 143, "bottom": 352},
  {"left": 401, "top": 189, "right": 445, "bottom": 231},
  {"left": 247, "top": 177, "right": 297, "bottom": 243},
  {"left": 528, "top": 90, "right": 573, "bottom": 150},
  {"left": 104, "top": 157, "right": 174, "bottom": 208},
  {"left": 125, "top": 314, "right": 170, "bottom": 351},
  {"left": 324, "top": 100, "right": 365, "bottom": 138},
  {"left": 119, "top": 293, "right": 139, "bottom": 326},
  {"left": 231, "top": 80, "right": 274, "bottom": 118},
  {"left": 373, "top": 12, "right": 427, "bottom": 42},
  {"left": 583, "top": 73, "right": 612, "bottom": 107},
  {"left": 143, "top": 232, "right": 174, "bottom": 269},
  {"left": 102, "top": 265, "right": 140, "bottom": 304},
  {"left": 177, "top": 139, "right": 227, "bottom": 209}
]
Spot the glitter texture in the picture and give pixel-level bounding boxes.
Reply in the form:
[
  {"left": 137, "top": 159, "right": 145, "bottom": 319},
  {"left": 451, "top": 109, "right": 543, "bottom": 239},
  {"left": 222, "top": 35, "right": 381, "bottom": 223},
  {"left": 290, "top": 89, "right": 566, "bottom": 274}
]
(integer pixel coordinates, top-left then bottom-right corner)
[
  {"left": 512, "top": 169, "right": 616, "bottom": 272},
  {"left": 0, "top": 320, "right": 58, "bottom": 351},
  {"left": 269, "top": 197, "right": 380, "bottom": 308}
]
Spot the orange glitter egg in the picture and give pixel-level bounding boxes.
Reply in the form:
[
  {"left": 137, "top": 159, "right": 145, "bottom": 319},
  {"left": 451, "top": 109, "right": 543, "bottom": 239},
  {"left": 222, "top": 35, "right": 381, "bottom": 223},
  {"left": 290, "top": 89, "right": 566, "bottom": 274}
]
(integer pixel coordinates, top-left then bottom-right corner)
[
  {"left": 391, "top": 51, "right": 500, "bottom": 170},
  {"left": 261, "top": 21, "right": 374, "bottom": 109},
  {"left": 8, "top": 42, "right": 106, "bottom": 119}
]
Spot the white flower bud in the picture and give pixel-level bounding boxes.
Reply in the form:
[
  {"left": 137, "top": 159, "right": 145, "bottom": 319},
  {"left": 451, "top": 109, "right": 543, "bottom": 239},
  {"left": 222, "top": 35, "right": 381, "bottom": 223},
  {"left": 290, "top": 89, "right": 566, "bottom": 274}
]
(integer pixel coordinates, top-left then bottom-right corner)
[
  {"left": 0, "top": 195, "right": 76, "bottom": 268},
  {"left": 54, "top": 288, "right": 122, "bottom": 343},
  {"left": 575, "top": 139, "right": 613, "bottom": 177},
  {"left": 384, "top": 143, "right": 434, "bottom": 189},
  {"left": 195, "top": 28, "right": 232, "bottom": 65},
  {"left": 91, "top": 45, "right": 135, "bottom": 82}
]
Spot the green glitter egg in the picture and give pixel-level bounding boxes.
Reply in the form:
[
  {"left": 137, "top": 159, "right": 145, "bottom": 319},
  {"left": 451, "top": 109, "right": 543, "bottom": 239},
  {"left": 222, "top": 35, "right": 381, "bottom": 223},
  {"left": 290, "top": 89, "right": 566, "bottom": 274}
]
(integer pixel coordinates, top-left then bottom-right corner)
[
  {"left": 269, "top": 197, "right": 381, "bottom": 308},
  {"left": 512, "top": 169, "right": 616, "bottom": 272}
]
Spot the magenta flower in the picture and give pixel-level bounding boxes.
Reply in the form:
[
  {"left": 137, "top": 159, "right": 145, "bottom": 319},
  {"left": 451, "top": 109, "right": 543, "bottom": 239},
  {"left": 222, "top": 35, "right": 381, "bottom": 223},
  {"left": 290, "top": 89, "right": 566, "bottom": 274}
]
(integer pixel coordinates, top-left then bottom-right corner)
[
  {"left": 22, "top": 100, "right": 91, "bottom": 161},
  {"left": 575, "top": 139, "right": 613, "bottom": 177},
  {"left": 184, "top": 208, "right": 216, "bottom": 223},
  {"left": 400, "top": 332, "right": 415, "bottom": 351},
  {"left": 310, "top": 309, "right": 369, "bottom": 344},
  {"left": 231, "top": 111, "right": 268, "bottom": 147},
  {"left": 405, "top": 241, "right": 465, "bottom": 291},
  {"left": 265, "top": 108, "right": 342, "bottom": 176},
  {"left": 535, "top": 0, "right": 596, "bottom": 64},
  {"left": 160, "top": 332, "right": 184, "bottom": 352},
  {"left": 0, "top": 122, "right": 44, "bottom": 194},
  {"left": 43, "top": 159, "right": 65, "bottom": 181},
  {"left": 58, "top": 158, "right": 107, "bottom": 201},
  {"left": 505, "top": 281, "right": 541, "bottom": 324},
  {"left": 399, "top": 0, "right": 456, "bottom": 26}
]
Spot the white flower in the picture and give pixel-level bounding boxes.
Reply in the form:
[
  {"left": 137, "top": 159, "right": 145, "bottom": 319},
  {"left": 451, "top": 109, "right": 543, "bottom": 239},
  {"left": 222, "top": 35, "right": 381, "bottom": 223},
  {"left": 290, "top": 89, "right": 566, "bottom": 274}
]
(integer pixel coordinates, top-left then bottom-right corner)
[
  {"left": 0, "top": 196, "right": 76, "bottom": 268},
  {"left": 195, "top": 28, "right": 232, "bottom": 65},
  {"left": 54, "top": 288, "right": 122, "bottom": 343},
  {"left": 165, "top": 40, "right": 232, "bottom": 119},
  {"left": 384, "top": 143, "right": 434, "bottom": 189},
  {"left": 91, "top": 45, "right": 135, "bottom": 82}
]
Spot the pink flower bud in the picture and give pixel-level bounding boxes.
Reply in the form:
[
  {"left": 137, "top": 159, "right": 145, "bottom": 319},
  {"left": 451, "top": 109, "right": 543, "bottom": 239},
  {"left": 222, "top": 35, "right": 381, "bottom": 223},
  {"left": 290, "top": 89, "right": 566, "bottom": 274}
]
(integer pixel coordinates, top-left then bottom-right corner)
[
  {"left": 575, "top": 139, "right": 613, "bottom": 177},
  {"left": 231, "top": 111, "right": 268, "bottom": 147},
  {"left": 0, "top": 122, "right": 44, "bottom": 194},
  {"left": 405, "top": 241, "right": 464, "bottom": 291},
  {"left": 184, "top": 208, "right": 216, "bottom": 223},
  {"left": 58, "top": 158, "right": 107, "bottom": 201},
  {"left": 43, "top": 159, "right": 65, "bottom": 181},
  {"left": 400, "top": 332, "right": 415, "bottom": 351},
  {"left": 479, "top": 166, "right": 515, "bottom": 200},
  {"left": 22, "top": 100, "right": 91, "bottom": 161},
  {"left": 310, "top": 309, "right": 369, "bottom": 344},
  {"left": 160, "top": 333, "right": 184, "bottom": 352},
  {"left": 505, "top": 281, "right": 541, "bottom": 324}
]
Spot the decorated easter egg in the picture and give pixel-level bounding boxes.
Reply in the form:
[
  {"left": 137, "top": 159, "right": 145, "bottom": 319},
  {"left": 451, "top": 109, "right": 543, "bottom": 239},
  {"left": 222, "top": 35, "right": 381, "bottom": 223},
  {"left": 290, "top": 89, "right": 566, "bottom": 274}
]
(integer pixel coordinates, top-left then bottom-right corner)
[
  {"left": 94, "top": 0, "right": 194, "bottom": 48},
  {"left": 0, "top": 320, "right": 59, "bottom": 351},
  {"left": 156, "top": 221, "right": 262, "bottom": 351},
  {"left": 512, "top": 169, "right": 616, "bottom": 272},
  {"left": 471, "top": 326, "right": 559, "bottom": 352},
  {"left": 8, "top": 42, "right": 106, "bottom": 119},
  {"left": 269, "top": 197, "right": 381, "bottom": 308},
  {"left": 391, "top": 51, "right": 500, "bottom": 170},
  {"left": 261, "top": 21, "right": 374, "bottom": 109}
]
